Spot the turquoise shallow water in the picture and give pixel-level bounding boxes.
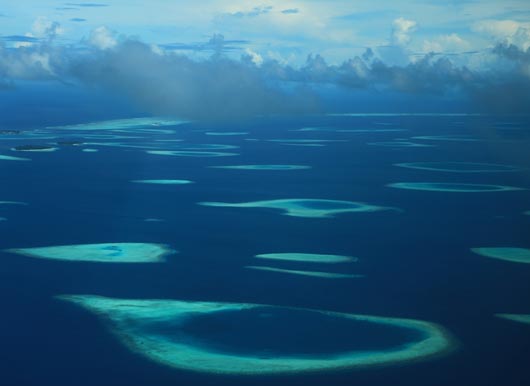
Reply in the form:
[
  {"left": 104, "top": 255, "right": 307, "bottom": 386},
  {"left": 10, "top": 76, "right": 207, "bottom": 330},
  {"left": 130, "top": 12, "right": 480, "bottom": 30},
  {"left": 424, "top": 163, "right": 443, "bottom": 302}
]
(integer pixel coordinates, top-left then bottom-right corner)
[{"left": 0, "top": 114, "right": 529, "bottom": 385}]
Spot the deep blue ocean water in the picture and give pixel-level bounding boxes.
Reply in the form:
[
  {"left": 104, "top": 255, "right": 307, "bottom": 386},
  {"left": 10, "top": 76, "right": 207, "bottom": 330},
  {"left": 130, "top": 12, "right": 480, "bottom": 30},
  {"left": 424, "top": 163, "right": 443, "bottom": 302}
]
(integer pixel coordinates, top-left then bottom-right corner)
[{"left": 0, "top": 114, "right": 529, "bottom": 385}]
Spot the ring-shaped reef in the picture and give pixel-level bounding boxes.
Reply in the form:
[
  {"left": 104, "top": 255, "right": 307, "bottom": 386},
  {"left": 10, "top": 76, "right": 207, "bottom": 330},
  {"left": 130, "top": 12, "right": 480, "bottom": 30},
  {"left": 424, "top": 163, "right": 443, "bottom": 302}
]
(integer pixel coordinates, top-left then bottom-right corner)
[
  {"left": 56, "top": 295, "right": 455, "bottom": 375},
  {"left": 6, "top": 242, "right": 174, "bottom": 263},
  {"left": 147, "top": 150, "right": 238, "bottom": 157},
  {"left": 246, "top": 266, "right": 362, "bottom": 279},
  {"left": 471, "top": 247, "right": 530, "bottom": 264},
  {"left": 210, "top": 165, "right": 311, "bottom": 171},
  {"left": 131, "top": 179, "right": 193, "bottom": 185},
  {"left": 495, "top": 313, "right": 530, "bottom": 325},
  {"left": 198, "top": 199, "right": 398, "bottom": 218},
  {"left": 394, "top": 162, "right": 520, "bottom": 173},
  {"left": 255, "top": 253, "right": 356, "bottom": 263},
  {"left": 388, "top": 182, "right": 524, "bottom": 192}
]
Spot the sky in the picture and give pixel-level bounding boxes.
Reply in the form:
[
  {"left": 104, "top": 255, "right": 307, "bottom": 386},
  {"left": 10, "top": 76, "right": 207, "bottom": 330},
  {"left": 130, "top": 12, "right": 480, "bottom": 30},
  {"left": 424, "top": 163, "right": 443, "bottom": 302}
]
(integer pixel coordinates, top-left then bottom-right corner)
[{"left": 1, "top": 1, "right": 530, "bottom": 120}]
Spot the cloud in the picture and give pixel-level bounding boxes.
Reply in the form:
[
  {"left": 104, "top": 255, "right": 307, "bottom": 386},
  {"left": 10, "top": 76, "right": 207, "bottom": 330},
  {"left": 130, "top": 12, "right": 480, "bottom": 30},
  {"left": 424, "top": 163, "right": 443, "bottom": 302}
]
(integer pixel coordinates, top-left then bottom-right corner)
[
  {"left": 161, "top": 34, "right": 249, "bottom": 57},
  {"left": 473, "top": 19, "right": 522, "bottom": 39},
  {"left": 422, "top": 33, "right": 471, "bottom": 53},
  {"left": 32, "top": 17, "right": 64, "bottom": 40},
  {"left": 473, "top": 20, "right": 530, "bottom": 52},
  {"left": 70, "top": 18, "right": 87, "bottom": 22},
  {"left": 1, "top": 22, "right": 530, "bottom": 118},
  {"left": 244, "top": 48, "right": 263, "bottom": 66},
  {"left": 68, "top": 39, "right": 316, "bottom": 120},
  {"left": 281, "top": 8, "right": 299, "bottom": 15},
  {"left": 391, "top": 17, "right": 417, "bottom": 46},
  {"left": 229, "top": 6, "right": 273, "bottom": 18},
  {"left": 0, "top": 41, "right": 64, "bottom": 80},
  {"left": 65, "top": 2, "right": 108, "bottom": 7},
  {"left": 88, "top": 26, "right": 117, "bottom": 50}
]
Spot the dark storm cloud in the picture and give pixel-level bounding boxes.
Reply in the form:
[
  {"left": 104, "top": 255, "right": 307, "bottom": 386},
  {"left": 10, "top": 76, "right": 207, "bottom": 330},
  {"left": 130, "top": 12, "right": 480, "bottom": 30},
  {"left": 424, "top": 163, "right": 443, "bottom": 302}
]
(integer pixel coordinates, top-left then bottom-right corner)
[{"left": 67, "top": 39, "right": 316, "bottom": 120}]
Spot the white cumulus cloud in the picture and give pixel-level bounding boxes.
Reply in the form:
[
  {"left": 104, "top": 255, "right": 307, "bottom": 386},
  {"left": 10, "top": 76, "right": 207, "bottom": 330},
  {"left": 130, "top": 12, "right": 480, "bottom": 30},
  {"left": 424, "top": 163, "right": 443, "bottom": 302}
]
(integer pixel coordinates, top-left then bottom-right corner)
[
  {"left": 423, "top": 33, "right": 470, "bottom": 53},
  {"left": 89, "top": 26, "right": 117, "bottom": 50},
  {"left": 391, "top": 17, "right": 417, "bottom": 46}
]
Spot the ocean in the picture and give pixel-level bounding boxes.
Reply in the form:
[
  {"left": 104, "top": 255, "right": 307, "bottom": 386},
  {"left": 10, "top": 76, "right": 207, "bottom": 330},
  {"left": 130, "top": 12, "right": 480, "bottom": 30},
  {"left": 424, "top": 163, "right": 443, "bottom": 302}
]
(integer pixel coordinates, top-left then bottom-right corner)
[{"left": 0, "top": 113, "right": 529, "bottom": 385}]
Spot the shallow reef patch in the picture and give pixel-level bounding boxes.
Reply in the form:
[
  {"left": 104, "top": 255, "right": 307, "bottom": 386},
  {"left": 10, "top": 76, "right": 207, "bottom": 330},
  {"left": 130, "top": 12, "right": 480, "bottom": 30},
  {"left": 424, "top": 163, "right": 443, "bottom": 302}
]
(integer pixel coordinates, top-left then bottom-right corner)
[
  {"left": 495, "top": 314, "right": 530, "bottom": 325},
  {"left": 471, "top": 247, "right": 530, "bottom": 264},
  {"left": 254, "top": 253, "right": 356, "bottom": 263},
  {"left": 246, "top": 266, "right": 362, "bottom": 279},
  {"left": 147, "top": 150, "right": 238, "bottom": 157},
  {"left": 388, "top": 182, "right": 524, "bottom": 192},
  {"left": 210, "top": 165, "right": 311, "bottom": 170},
  {"left": 131, "top": 179, "right": 193, "bottom": 185},
  {"left": 56, "top": 295, "right": 455, "bottom": 375},
  {"left": 199, "top": 199, "right": 398, "bottom": 218},
  {"left": 394, "top": 162, "right": 520, "bottom": 173},
  {"left": 6, "top": 242, "right": 174, "bottom": 263}
]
